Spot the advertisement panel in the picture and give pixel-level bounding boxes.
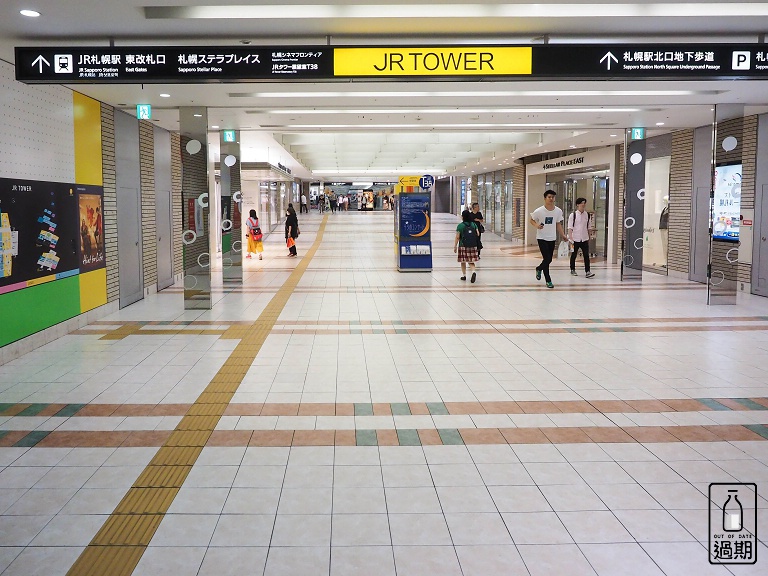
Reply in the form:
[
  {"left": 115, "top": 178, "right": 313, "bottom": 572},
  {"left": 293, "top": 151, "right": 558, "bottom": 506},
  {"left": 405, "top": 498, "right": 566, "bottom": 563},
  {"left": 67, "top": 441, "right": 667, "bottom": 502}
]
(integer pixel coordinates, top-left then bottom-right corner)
[
  {"left": 713, "top": 163, "right": 742, "bottom": 242},
  {"left": 0, "top": 177, "right": 104, "bottom": 294}
]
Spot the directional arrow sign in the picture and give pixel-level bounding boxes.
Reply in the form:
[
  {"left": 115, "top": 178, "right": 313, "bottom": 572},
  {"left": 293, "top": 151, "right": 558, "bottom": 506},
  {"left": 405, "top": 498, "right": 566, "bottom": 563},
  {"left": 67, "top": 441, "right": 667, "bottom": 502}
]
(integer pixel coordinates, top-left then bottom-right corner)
[
  {"left": 600, "top": 51, "right": 618, "bottom": 71},
  {"left": 31, "top": 55, "right": 50, "bottom": 73}
]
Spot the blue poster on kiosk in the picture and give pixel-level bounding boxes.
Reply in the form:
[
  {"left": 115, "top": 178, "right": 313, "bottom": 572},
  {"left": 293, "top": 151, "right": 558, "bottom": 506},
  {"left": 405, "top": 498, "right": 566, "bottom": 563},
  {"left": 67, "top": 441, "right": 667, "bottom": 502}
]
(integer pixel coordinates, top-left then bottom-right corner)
[{"left": 396, "top": 192, "right": 432, "bottom": 271}]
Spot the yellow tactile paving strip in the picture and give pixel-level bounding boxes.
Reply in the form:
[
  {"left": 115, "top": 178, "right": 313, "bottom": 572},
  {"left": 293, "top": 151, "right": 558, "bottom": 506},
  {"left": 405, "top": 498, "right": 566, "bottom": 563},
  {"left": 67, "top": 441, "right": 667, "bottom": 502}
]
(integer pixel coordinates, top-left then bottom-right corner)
[{"left": 66, "top": 216, "right": 328, "bottom": 576}]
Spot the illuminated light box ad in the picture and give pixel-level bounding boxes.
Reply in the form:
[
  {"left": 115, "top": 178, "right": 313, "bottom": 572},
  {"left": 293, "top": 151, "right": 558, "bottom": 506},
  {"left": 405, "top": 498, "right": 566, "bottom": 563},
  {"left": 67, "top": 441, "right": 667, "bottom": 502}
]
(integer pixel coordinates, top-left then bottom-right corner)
[{"left": 712, "top": 163, "right": 742, "bottom": 242}]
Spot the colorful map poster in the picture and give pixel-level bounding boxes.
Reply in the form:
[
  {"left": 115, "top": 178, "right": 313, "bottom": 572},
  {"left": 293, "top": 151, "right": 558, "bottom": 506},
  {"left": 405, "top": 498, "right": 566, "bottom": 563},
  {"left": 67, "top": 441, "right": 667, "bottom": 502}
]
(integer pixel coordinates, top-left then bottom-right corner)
[{"left": 0, "top": 177, "right": 103, "bottom": 294}]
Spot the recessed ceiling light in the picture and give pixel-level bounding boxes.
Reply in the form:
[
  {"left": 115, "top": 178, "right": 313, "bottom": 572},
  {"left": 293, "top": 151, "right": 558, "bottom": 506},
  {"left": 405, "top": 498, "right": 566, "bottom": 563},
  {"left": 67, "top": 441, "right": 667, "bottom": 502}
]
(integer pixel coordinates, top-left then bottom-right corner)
[
  {"left": 212, "top": 125, "right": 219, "bottom": 129},
  {"left": 656, "top": 122, "right": 665, "bottom": 126},
  {"left": 160, "top": 93, "right": 170, "bottom": 98},
  {"left": 193, "top": 113, "right": 202, "bottom": 117},
  {"left": 610, "top": 134, "right": 617, "bottom": 137},
  {"left": 20, "top": 9, "right": 41, "bottom": 17},
  {"left": 569, "top": 145, "right": 576, "bottom": 148}
]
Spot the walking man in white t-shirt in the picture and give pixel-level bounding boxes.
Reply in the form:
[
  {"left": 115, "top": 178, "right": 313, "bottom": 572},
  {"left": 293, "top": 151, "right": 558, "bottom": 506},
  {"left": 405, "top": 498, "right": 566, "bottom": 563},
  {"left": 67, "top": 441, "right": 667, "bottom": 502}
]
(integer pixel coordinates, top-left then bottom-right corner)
[
  {"left": 529, "top": 189, "right": 567, "bottom": 288},
  {"left": 300, "top": 193, "right": 308, "bottom": 213},
  {"left": 567, "top": 197, "right": 595, "bottom": 278}
]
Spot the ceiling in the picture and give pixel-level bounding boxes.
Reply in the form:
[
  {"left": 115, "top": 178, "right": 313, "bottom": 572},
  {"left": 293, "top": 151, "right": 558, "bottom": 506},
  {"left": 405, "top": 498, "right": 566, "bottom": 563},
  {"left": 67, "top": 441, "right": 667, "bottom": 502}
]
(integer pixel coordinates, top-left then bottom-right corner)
[{"left": 3, "top": 1, "right": 768, "bottom": 180}]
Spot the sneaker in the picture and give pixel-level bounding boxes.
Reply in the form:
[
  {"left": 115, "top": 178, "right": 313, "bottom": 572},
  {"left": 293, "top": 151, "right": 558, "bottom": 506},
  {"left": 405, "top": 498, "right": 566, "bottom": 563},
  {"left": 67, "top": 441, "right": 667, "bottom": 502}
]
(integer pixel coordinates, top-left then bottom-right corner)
[
  {"left": 536, "top": 268, "right": 541, "bottom": 281},
  {"left": 258, "top": 254, "right": 262, "bottom": 260},
  {"left": 471, "top": 272, "right": 476, "bottom": 283},
  {"left": 246, "top": 254, "right": 252, "bottom": 259},
  {"left": 570, "top": 270, "right": 577, "bottom": 276},
  {"left": 585, "top": 272, "right": 595, "bottom": 278},
  {"left": 546, "top": 282, "right": 554, "bottom": 289},
  {"left": 460, "top": 276, "right": 466, "bottom": 281}
]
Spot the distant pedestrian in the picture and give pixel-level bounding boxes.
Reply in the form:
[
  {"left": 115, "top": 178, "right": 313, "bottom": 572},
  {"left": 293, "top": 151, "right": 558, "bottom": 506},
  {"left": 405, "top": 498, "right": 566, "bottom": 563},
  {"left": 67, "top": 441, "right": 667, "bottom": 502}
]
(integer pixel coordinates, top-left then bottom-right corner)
[
  {"left": 285, "top": 205, "right": 299, "bottom": 257},
  {"left": 245, "top": 209, "right": 263, "bottom": 260},
  {"left": 300, "top": 193, "right": 308, "bottom": 213},
  {"left": 471, "top": 202, "right": 485, "bottom": 258},
  {"left": 567, "top": 197, "right": 595, "bottom": 278},
  {"left": 454, "top": 209, "right": 479, "bottom": 283},
  {"left": 530, "top": 189, "right": 566, "bottom": 289}
]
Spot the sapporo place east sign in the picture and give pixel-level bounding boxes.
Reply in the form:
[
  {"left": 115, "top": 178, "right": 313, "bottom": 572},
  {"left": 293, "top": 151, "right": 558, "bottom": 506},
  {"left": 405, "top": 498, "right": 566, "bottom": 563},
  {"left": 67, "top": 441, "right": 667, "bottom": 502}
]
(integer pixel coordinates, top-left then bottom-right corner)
[{"left": 14, "top": 44, "right": 768, "bottom": 83}]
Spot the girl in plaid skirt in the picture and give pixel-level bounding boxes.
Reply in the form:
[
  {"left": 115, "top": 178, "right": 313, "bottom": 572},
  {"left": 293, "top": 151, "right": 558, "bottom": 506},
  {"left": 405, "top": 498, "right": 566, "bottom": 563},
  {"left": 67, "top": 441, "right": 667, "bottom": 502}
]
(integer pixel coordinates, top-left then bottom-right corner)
[{"left": 454, "top": 209, "right": 479, "bottom": 283}]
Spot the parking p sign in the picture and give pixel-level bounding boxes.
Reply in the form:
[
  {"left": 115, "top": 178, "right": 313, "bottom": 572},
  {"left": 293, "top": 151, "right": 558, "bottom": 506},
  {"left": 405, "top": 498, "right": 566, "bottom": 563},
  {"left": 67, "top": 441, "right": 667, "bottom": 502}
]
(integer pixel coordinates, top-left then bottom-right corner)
[{"left": 419, "top": 174, "right": 434, "bottom": 189}]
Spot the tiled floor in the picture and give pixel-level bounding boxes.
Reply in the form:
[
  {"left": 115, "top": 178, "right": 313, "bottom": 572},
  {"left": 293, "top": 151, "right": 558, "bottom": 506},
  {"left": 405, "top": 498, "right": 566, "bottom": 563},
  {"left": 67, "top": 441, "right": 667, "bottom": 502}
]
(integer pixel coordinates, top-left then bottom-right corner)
[{"left": 1, "top": 211, "right": 768, "bottom": 575}]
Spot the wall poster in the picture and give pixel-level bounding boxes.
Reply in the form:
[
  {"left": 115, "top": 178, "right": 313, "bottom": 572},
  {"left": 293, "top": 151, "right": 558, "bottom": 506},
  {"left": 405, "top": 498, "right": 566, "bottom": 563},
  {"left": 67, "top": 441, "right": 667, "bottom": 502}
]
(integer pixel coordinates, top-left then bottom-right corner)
[{"left": 0, "top": 177, "right": 104, "bottom": 294}]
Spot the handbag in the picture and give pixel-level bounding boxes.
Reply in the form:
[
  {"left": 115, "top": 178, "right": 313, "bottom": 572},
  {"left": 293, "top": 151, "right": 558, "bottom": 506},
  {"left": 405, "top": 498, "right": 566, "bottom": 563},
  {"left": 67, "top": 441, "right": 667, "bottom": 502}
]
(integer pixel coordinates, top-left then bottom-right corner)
[{"left": 286, "top": 237, "right": 295, "bottom": 248}]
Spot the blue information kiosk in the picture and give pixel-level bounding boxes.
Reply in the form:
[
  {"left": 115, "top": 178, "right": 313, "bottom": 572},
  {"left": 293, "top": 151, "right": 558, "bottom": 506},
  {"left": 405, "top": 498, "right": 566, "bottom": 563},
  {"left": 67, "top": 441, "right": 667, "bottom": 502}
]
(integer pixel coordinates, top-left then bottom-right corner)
[{"left": 395, "top": 175, "right": 433, "bottom": 272}]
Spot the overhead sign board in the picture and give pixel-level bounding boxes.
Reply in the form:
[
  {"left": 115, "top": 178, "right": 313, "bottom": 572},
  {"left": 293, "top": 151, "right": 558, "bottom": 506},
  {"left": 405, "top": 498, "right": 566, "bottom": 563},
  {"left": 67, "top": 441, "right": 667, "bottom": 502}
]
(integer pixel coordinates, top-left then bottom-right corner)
[
  {"left": 15, "top": 44, "right": 768, "bottom": 83},
  {"left": 222, "top": 130, "right": 236, "bottom": 142},
  {"left": 15, "top": 46, "right": 333, "bottom": 83},
  {"left": 334, "top": 47, "right": 531, "bottom": 76},
  {"left": 630, "top": 127, "right": 646, "bottom": 140}
]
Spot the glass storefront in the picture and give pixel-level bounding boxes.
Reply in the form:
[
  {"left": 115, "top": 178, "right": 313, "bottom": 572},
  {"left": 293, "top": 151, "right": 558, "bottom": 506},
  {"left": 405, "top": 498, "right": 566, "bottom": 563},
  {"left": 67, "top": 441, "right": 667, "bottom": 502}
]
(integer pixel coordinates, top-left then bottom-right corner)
[
  {"left": 504, "top": 179, "right": 513, "bottom": 236},
  {"left": 643, "top": 156, "right": 671, "bottom": 271},
  {"left": 493, "top": 176, "right": 502, "bottom": 234},
  {"left": 547, "top": 170, "right": 610, "bottom": 258}
]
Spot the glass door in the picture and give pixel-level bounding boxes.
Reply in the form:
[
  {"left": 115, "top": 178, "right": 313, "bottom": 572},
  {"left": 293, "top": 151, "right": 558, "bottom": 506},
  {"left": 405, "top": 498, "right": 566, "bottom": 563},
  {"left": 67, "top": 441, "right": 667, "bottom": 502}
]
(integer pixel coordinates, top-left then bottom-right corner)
[
  {"left": 593, "top": 177, "right": 608, "bottom": 257},
  {"left": 494, "top": 177, "right": 502, "bottom": 234},
  {"left": 504, "top": 179, "right": 513, "bottom": 235}
]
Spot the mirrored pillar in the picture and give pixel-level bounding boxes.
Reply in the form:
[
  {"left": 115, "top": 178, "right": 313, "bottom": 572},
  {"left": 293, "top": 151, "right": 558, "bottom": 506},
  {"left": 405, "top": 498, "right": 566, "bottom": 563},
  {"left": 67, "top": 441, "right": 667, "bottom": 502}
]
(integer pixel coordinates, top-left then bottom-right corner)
[
  {"left": 220, "top": 130, "right": 242, "bottom": 285},
  {"left": 709, "top": 104, "right": 744, "bottom": 305},
  {"left": 180, "top": 107, "right": 211, "bottom": 309},
  {"left": 622, "top": 132, "right": 645, "bottom": 281}
]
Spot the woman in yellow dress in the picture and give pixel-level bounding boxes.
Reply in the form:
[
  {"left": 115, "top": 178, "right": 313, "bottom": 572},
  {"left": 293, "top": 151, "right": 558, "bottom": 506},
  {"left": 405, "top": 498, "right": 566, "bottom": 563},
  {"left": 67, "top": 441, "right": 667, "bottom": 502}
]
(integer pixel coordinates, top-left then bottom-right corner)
[{"left": 245, "top": 209, "right": 264, "bottom": 259}]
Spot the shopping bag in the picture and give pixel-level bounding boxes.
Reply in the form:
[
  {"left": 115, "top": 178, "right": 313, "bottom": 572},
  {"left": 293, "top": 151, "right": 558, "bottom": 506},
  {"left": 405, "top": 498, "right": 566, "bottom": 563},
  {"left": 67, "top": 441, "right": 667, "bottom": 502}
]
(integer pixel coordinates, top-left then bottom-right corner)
[
  {"left": 286, "top": 237, "right": 295, "bottom": 248},
  {"left": 557, "top": 241, "right": 569, "bottom": 259}
]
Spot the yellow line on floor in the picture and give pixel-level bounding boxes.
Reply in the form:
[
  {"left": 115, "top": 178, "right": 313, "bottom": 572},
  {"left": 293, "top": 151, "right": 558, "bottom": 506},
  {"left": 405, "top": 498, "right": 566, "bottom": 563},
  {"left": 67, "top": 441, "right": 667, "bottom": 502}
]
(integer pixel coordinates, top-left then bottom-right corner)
[{"left": 66, "top": 216, "right": 328, "bottom": 576}]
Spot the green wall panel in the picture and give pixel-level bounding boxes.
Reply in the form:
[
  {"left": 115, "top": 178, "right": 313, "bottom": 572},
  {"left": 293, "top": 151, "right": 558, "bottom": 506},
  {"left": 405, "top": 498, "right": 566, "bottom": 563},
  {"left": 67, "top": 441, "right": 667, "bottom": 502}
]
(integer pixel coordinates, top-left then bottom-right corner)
[{"left": 0, "top": 276, "right": 81, "bottom": 347}]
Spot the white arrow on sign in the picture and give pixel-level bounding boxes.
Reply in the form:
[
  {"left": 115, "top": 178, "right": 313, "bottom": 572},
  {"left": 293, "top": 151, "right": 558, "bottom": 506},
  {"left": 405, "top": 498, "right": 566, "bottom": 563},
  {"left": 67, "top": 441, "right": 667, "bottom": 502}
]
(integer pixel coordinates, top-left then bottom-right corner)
[
  {"left": 600, "top": 51, "right": 618, "bottom": 71},
  {"left": 32, "top": 55, "right": 50, "bottom": 73}
]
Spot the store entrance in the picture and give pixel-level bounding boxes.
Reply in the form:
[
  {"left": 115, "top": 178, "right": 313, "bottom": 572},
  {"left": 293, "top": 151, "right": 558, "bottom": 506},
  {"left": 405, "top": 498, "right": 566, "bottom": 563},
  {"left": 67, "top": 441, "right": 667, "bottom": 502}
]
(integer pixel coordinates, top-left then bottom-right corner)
[{"left": 548, "top": 170, "right": 609, "bottom": 258}]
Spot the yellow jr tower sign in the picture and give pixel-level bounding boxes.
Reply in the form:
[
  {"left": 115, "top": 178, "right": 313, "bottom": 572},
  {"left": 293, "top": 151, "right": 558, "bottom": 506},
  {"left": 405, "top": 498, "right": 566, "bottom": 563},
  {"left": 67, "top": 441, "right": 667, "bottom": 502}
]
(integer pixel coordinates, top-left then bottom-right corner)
[{"left": 334, "top": 47, "right": 532, "bottom": 77}]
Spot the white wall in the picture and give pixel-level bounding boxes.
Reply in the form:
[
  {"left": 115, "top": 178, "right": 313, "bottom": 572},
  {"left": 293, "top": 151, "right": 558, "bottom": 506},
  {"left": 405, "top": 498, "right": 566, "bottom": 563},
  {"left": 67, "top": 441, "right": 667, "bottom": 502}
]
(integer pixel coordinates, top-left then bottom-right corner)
[{"left": 0, "top": 60, "right": 75, "bottom": 182}]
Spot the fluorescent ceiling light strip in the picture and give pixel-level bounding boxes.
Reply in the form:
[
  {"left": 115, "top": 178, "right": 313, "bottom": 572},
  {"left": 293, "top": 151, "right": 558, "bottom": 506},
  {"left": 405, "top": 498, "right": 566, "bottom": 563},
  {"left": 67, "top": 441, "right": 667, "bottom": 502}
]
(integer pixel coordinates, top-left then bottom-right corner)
[
  {"left": 282, "top": 123, "right": 592, "bottom": 128},
  {"left": 231, "top": 90, "right": 703, "bottom": 98},
  {"left": 146, "top": 4, "right": 768, "bottom": 19},
  {"left": 265, "top": 107, "right": 643, "bottom": 114},
  {"left": 314, "top": 169, "right": 446, "bottom": 174}
]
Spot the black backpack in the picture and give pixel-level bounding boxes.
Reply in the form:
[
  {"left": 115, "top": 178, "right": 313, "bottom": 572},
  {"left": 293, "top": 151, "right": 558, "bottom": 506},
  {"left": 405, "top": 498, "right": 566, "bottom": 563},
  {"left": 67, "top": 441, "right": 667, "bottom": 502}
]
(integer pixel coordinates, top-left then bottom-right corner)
[{"left": 461, "top": 222, "right": 478, "bottom": 248}]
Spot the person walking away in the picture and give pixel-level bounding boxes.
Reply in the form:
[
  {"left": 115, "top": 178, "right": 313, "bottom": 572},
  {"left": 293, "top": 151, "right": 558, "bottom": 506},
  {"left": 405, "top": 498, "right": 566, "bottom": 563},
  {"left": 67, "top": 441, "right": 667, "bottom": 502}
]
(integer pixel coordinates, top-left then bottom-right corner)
[
  {"left": 300, "top": 192, "right": 308, "bottom": 213},
  {"left": 568, "top": 197, "right": 595, "bottom": 278},
  {"left": 285, "top": 205, "right": 299, "bottom": 257},
  {"left": 245, "top": 209, "right": 264, "bottom": 260},
  {"left": 530, "top": 189, "right": 566, "bottom": 289},
  {"left": 318, "top": 192, "right": 325, "bottom": 213},
  {"left": 471, "top": 202, "right": 485, "bottom": 258},
  {"left": 330, "top": 193, "right": 337, "bottom": 213},
  {"left": 454, "top": 209, "right": 480, "bottom": 283}
]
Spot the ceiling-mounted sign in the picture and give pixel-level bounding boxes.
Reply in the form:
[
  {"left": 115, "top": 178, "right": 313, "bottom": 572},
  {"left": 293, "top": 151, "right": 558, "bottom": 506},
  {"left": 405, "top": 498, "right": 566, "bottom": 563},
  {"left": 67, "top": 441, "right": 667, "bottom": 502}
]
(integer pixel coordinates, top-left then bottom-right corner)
[
  {"left": 630, "top": 127, "right": 646, "bottom": 140},
  {"left": 222, "top": 130, "right": 236, "bottom": 142},
  {"left": 14, "top": 44, "right": 768, "bottom": 84},
  {"left": 15, "top": 46, "right": 333, "bottom": 83},
  {"left": 334, "top": 47, "right": 532, "bottom": 76},
  {"left": 136, "top": 104, "right": 151, "bottom": 120}
]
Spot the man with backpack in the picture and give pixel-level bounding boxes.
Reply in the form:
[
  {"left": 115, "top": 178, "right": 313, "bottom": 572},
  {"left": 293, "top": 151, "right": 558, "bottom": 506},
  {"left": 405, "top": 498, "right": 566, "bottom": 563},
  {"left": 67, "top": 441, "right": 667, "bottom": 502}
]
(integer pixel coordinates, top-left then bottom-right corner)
[
  {"left": 567, "top": 197, "right": 595, "bottom": 278},
  {"left": 454, "top": 209, "right": 480, "bottom": 283}
]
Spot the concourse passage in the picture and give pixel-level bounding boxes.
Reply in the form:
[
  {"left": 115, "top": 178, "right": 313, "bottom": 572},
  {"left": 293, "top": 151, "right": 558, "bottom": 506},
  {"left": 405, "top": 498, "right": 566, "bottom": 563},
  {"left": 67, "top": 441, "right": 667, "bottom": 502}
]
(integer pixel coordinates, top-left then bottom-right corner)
[{"left": 1, "top": 211, "right": 768, "bottom": 576}]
